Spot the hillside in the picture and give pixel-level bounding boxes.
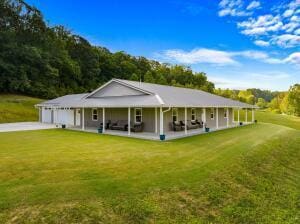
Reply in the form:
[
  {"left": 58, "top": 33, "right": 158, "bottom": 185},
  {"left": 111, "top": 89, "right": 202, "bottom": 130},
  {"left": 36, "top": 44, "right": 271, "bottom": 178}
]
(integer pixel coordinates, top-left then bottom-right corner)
[{"left": 0, "top": 94, "right": 43, "bottom": 123}]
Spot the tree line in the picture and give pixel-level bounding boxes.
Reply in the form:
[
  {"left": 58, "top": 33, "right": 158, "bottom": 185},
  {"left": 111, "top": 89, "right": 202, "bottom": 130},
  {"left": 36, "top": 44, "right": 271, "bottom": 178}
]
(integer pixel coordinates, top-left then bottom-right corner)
[
  {"left": 0, "top": 0, "right": 298, "bottom": 116},
  {"left": 215, "top": 85, "right": 300, "bottom": 116},
  {"left": 0, "top": 0, "right": 214, "bottom": 99}
]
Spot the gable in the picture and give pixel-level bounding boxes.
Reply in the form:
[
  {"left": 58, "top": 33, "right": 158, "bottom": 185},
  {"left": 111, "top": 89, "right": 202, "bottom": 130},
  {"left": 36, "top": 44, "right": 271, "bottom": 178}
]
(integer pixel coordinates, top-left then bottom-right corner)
[{"left": 88, "top": 81, "right": 148, "bottom": 98}]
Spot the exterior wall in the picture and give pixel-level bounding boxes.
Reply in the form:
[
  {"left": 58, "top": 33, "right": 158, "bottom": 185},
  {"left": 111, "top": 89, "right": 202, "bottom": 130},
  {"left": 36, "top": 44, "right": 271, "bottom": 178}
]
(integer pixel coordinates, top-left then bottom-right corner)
[
  {"left": 81, "top": 107, "right": 157, "bottom": 132},
  {"left": 79, "top": 107, "right": 236, "bottom": 133}
]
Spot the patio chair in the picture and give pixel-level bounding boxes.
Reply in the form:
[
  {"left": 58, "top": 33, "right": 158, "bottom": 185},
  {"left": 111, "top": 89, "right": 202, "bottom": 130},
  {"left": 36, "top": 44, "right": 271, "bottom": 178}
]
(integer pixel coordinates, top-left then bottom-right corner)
[
  {"left": 170, "top": 121, "right": 183, "bottom": 131},
  {"left": 130, "top": 122, "right": 144, "bottom": 132},
  {"left": 195, "top": 119, "right": 203, "bottom": 128},
  {"left": 110, "top": 120, "right": 128, "bottom": 131}
]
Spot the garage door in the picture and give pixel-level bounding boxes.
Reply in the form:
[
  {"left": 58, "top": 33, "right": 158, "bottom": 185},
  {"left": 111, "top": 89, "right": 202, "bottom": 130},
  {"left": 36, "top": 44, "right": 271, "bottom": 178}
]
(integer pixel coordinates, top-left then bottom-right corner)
[
  {"left": 56, "top": 109, "right": 74, "bottom": 126},
  {"left": 42, "top": 108, "right": 52, "bottom": 123}
]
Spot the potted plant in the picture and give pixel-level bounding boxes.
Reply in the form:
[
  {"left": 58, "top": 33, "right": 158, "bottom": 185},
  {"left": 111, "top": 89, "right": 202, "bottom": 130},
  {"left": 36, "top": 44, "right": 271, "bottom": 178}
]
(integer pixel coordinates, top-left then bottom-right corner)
[
  {"left": 62, "top": 124, "right": 66, "bottom": 129},
  {"left": 98, "top": 127, "right": 103, "bottom": 133},
  {"left": 160, "top": 134, "right": 165, "bottom": 141},
  {"left": 239, "top": 122, "right": 243, "bottom": 126}
]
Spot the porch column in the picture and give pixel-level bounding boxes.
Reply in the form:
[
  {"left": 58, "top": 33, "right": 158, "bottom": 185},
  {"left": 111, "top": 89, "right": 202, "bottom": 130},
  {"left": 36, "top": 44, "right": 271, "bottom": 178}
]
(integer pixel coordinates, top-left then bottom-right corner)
[
  {"left": 155, "top": 107, "right": 157, "bottom": 133},
  {"left": 128, "top": 107, "right": 131, "bottom": 135},
  {"left": 238, "top": 108, "right": 240, "bottom": 125},
  {"left": 202, "top": 108, "right": 206, "bottom": 131},
  {"left": 226, "top": 107, "right": 229, "bottom": 127},
  {"left": 216, "top": 108, "right": 219, "bottom": 129},
  {"left": 245, "top": 108, "right": 248, "bottom": 123},
  {"left": 82, "top": 108, "right": 85, "bottom": 130},
  {"left": 39, "top": 107, "right": 42, "bottom": 122},
  {"left": 184, "top": 107, "right": 187, "bottom": 134},
  {"left": 252, "top": 108, "right": 255, "bottom": 123},
  {"left": 102, "top": 108, "right": 105, "bottom": 133},
  {"left": 159, "top": 107, "right": 163, "bottom": 136}
]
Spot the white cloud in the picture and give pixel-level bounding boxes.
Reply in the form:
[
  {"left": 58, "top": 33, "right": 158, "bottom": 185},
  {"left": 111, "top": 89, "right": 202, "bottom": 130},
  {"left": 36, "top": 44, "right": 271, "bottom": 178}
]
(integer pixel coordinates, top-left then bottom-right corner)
[
  {"left": 284, "top": 52, "right": 300, "bottom": 64},
  {"left": 220, "top": 0, "right": 300, "bottom": 48},
  {"left": 271, "top": 34, "right": 300, "bottom": 48},
  {"left": 160, "top": 48, "right": 238, "bottom": 65},
  {"left": 254, "top": 40, "right": 270, "bottom": 46},
  {"left": 283, "top": 9, "right": 294, "bottom": 17},
  {"left": 209, "top": 72, "right": 290, "bottom": 90},
  {"left": 238, "top": 15, "right": 283, "bottom": 36},
  {"left": 218, "top": 0, "right": 253, "bottom": 17},
  {"left": 247, "top": 1, "right": 261, "bottom": 10},
  {"left": 156, "top": 48, "right": 300, "bottom": 66}
]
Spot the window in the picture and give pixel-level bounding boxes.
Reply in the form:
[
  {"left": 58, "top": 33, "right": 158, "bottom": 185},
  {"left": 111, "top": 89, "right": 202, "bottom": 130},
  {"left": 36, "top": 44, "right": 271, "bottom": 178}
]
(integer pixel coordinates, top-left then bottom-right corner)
[
  {"left": 191, "top": 108, "right": 196, "bottom": 121},
  {"left": 224, "top": 109, "right": 227, "bottom": 118},
  {"left": 92, "top": 108, "right": 98, "bottom": 121},
  {"left": 210, "top": 108, "right": 214, "bottom": 120},
  {"left": 135, "top": 108, "right": 142, "bottom": 123},
  {"left": 172, "top": 108, "right": 178, "bottom": 122}
]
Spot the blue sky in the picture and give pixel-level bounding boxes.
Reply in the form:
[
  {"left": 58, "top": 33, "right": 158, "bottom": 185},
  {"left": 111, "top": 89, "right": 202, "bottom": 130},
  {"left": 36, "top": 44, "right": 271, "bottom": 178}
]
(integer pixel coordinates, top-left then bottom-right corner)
[{"left": 27, "top": 0, "right": 300, "bottom": 91}]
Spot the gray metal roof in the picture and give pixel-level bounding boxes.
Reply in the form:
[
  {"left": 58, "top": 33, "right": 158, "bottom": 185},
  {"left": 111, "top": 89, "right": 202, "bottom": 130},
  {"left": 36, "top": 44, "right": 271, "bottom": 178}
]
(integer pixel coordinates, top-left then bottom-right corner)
[{"left": 37, "top": 79, "right": 258, "bottom": 108}]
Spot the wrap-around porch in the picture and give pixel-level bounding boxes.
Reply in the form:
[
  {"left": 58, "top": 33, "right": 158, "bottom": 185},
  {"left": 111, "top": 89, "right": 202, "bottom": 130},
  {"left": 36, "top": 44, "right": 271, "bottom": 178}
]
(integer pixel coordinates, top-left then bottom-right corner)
[{"left": 67, "top": 107, "right": 255, "bottom": 140}]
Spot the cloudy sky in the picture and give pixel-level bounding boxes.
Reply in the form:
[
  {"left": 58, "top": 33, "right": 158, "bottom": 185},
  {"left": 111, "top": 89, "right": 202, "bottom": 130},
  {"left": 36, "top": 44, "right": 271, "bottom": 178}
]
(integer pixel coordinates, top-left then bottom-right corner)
[{"left": 28, "top": 0, "right": 300, "bottom": 90}]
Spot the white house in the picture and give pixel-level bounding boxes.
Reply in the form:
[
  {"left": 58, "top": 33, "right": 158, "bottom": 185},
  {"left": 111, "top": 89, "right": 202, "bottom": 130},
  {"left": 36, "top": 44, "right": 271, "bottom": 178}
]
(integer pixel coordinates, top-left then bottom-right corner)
[{"left": 36, "top": 79, "right": 257, "bottom": 140}]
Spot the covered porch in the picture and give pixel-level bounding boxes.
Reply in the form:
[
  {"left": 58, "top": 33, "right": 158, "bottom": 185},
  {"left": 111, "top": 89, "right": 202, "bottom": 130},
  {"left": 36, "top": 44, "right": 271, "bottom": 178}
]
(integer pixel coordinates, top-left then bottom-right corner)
[{"left": 66, "top": 106, "right": 255, "bottom": 140}]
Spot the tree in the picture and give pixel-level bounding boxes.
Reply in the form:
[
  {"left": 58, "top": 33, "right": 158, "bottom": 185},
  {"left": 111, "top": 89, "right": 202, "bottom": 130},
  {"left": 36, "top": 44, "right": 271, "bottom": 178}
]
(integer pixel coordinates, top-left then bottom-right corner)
[
  {"left": 287, "top": 84, "right": 300, "bottom": 116},
  {"left": 256, "top": 98, "right": 267, "bottom": 108}
]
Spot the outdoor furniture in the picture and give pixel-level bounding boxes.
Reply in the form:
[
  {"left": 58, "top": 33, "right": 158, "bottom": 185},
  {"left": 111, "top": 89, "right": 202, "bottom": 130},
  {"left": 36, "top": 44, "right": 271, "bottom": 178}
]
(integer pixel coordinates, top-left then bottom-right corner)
[
  {"left": 99, "top": 120, "right": 111, "bottom": 130},
  {"left": 195, "top": 120, "right": 203, "bottom": 128},
  {"left": 130, "top": 122, "right": 144, "bottom": 132},
  {"left": 180, "top": 120, "right": 198, "bottom": 130},
  {"left": 170, "top": 121, "right": 183, "bottom": 131},
  {"left": 110, "top": 120, "right": 128, "bottom": 131}
]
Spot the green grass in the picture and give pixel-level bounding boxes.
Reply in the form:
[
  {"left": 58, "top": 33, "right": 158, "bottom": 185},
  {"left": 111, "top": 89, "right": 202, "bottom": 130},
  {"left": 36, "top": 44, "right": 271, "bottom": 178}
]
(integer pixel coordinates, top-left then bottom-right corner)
[
  {"left": 0, "top": 94, "right": 43, "bottom": 123},
  {"left": 234, "top": 109, "right": 300, "bottom": 130},
  {"left": 0, "top": 121, "right": 299, "bottom": 223}
]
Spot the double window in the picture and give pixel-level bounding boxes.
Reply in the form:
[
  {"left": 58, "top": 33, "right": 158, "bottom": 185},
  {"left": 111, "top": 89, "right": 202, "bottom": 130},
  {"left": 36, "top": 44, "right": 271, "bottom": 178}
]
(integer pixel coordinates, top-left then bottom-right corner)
[
  {"left": 172, "top": 108, "right": 178, "bottom": 122},
  {"left": 191, "top": 108, "right": 196, "bottom": 121},
  {"left": 135, "top": 108, "right": 142, "bottom": 123},
  {"left": 92, "top": 108, "right": 98, "bottom": 121},
  {"left": 210, "top": 108, "right": 214, "bottom": 120}
]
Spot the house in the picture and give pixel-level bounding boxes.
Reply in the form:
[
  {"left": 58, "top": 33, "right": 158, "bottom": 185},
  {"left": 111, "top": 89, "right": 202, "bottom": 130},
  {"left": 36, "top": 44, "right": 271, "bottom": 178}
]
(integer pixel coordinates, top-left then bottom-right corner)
[{"left": 36, "top": 79, "right": 258, "bottom": 140}]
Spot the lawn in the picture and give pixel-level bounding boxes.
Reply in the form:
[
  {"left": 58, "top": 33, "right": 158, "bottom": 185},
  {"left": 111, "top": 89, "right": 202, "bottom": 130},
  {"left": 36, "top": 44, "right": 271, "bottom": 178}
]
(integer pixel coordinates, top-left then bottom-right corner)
[
  {"left": 0, "top": 94, "right": 43, "bottom": 123},
  {"left": 0, "top": 120, "right": 299, "bottom": 223}
]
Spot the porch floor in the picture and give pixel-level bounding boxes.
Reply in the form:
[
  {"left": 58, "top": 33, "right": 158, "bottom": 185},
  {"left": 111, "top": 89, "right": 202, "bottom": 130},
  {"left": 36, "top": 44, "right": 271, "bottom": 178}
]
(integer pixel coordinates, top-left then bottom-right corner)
[{"left": 67, "top": 122, "right": 252, "bottom": 140}]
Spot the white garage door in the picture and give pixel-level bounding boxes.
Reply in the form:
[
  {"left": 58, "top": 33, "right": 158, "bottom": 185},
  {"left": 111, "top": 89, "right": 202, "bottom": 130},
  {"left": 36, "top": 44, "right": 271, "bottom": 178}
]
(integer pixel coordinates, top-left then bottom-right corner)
[
  {"left": 56, "top": 109, "right": 74, "bottom": 126},
  {"left": 42, "top": 108, "right": 52, "bottom": 123}
]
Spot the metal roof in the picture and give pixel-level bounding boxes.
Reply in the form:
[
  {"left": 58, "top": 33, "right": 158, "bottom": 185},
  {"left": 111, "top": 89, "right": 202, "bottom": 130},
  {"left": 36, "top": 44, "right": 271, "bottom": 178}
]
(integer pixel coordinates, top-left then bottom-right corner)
[{"left": 37, "top": 79, "right": 258, "bottom": 108}]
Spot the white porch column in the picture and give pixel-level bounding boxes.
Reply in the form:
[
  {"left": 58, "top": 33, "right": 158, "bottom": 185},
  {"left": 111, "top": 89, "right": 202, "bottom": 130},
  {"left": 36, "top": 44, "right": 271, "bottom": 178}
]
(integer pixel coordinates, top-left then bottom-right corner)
[
  {"left": 128, "top": 107, "right": 131, "bottom": 135},
  {"left": 216, "top": 108, "right": 219, "bottom": 129},
  {"left": 238, "top": 109, "right": 240, "bottom": 125},
  {"left": 82, "top": 108, "right": 85, "bottom": 130},
  {"left": 184, "top": 107, "right": 187, "bottom": 134},
  {"left": 102, "top": 108, "right": 105, "bottom": 133},
  {"left": 226, "top": 107, "right": 229, "bottom": 127},
  {"left": 159, "top": 107, "right": 163, "bottom": 135},
  {"left": 245, "top": 108, "right": 248, "bottom": 123},
  {"left": 202, "top": 108, "right": 206, "bottom": 131},
  {"left": 39, "top": 107, "right": 41, "bottom": 122},
  {"left": 155, "top": 107, "right": 157, "bottom": 133},
  {"left": 252, "top": 108, "right": 255, "bottom": 122}
]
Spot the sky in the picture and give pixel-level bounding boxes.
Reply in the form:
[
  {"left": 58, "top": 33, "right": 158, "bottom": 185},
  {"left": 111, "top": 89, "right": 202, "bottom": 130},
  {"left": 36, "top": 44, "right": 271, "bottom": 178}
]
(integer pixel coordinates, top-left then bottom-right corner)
[{"left": 27, "top": 0, "right": 300, "bottom": 91}]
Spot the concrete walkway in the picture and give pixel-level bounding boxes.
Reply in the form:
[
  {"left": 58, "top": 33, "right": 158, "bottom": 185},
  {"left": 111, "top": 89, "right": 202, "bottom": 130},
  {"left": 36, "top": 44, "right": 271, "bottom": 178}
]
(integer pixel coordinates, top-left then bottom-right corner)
[{"left": 0, "top": 122, "right": 57, "bottom": 132}]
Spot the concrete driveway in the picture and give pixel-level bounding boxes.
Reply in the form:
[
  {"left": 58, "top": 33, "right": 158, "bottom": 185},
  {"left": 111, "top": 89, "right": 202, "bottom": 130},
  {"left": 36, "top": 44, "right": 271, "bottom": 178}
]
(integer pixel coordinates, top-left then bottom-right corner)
[{"left": 0, "top": 122, "right": 57, "bottom": 132}]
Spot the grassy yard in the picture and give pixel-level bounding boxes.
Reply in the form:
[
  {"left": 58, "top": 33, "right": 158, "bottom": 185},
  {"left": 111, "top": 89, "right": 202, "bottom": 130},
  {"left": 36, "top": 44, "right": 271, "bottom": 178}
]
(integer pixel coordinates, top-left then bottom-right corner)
[
  {"left": 0, "top": 119, "right": 299, "bottom": 223},
  {"left": 0, "top": 94, "right": 43, "bottom": 123}
]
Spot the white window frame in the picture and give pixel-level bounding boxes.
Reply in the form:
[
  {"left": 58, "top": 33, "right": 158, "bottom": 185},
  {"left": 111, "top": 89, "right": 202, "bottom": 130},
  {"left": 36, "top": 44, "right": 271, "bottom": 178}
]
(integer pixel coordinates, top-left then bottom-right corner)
[
  {"left": 172, "top": 108, "right": 178, "bottom": 122},
  {"left": 92, "top": 108, "right": 98, "bottom": 121},
  {"left": 191, "top": 108, "right": 196, "bottom": 121},
  {"left": 224, "top": 109, "right": 227, "bottom": 118},
  {"left": 210, "top": 108, "right": 214, "bottom": 120},
  {"left": 135, "top": 108, "right": 142, "bottom": 123}
]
